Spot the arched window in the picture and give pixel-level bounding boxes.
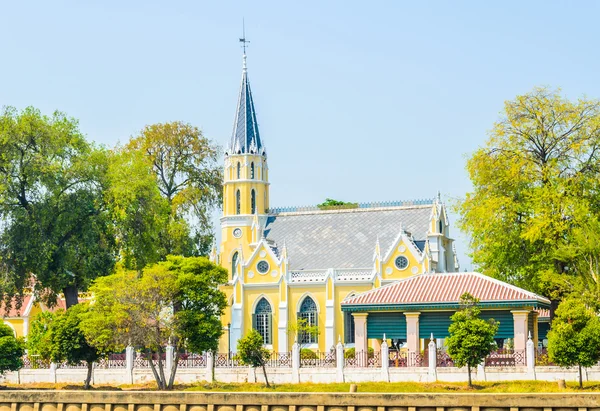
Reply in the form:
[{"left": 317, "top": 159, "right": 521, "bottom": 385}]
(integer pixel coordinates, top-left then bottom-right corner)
[
  {"left": 250, "top": 162, "right": 255, "bottom": 179},
  {"left": 237, "top": 162, "right": 241, "bottom": 179},
  {"left": 298, "top": 297, "right": 318, "bottom": 344},
  {"left": 251, "top": 189, "right": 256, "bottom": 214},
  {"left": 231, "top": 252, "right": 239, "bottom": 279},
  {"left": 236, "top": 190, "right": 241, "bottom": 215},
  {"left": 264, "top": 191, "right": 267, "bottom": 213},
  {"left": 438, "top": 220, "right": 443, "bottom": 234},
  {"left": 252, "top": 298, "right": 272, "bottom": 344}
]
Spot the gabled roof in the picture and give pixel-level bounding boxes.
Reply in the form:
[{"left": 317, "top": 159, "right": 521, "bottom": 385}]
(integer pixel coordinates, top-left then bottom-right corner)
[
  {"left": 264, "top": 204, "right": 433, "bottom": 270},
  {"left": 226, "top": 54, "right": 265, "bottom": 156},
  {"left": 341, "top": 272, "right": 550, "bottom": 310}
]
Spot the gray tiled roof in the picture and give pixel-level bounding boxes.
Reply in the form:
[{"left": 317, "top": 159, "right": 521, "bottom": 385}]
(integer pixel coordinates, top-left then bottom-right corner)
[{"left": 264, "top": 205, "right": 433, "bottom": 270}]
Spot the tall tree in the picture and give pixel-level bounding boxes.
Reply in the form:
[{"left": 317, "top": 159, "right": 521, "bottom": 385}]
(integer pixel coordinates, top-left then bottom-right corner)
[
  {"left": 237, "top": 329, "right": 271, "bottom": 387},
  {"left": 0, "top": 323, "right": 25, "bottom": 374},
  {"left": 446, "top": 293, "right": 498, "bottom": 387},
  {"left": 81, "top": 255, "right": 227, "bottom": 390},
  {"left": 548, "top": 298, "right": 600, "bottom": 388},
  {"left": 0, "top": 106, "right": 116, "bottom": 308},
  {"left": 125, "top": 121, "right": 222, "bottom": 259},
  {"left": 458, "top": 87, "right": 600, "bottom": 311}
]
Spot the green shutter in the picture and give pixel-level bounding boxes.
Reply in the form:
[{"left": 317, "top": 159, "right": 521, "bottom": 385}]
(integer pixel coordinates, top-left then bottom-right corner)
[
  {"left": 539, "top": 322, "right": 550, "bottom": 340},
  {"left": 252, "top": 313, "right": 257, "bottom": 330},
  {"left": 314, "top": 313, "right": 318, "bottom": 343},
  {"left": 367, "top": 312, "right": 406, "bottom": 339},
  {"left": 480, "top": 310, "right": 514, "bottom": 339},
  {"left": 419, "top": 312, "right": 453, "bottom": 339}
]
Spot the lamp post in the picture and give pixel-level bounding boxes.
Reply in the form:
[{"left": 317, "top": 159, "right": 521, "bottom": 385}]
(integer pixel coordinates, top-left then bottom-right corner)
[{"left": 227, "top": 322, "right": 231, "bottom": 359}]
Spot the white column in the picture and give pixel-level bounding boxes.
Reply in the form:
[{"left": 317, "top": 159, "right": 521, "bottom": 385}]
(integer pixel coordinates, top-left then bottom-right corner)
[
  {"left": 404, "top": 312, "right": 420, "bottom": 366},
  {"left": 278, "top": 302, "right": 288, "bottom": 352},
  {"left": 352, "top": 313, "right": 369, "bottom": 355},
  {"left": 336, "top": 337, "right": 344, "bottom": 383},
  {"left": 381, "top": 334, "right": 389, "bottom": 382},
  {"left": 427, "top": 334, "right": 436, "bottom": 382},
  {"left": 511, "top": 310, "right": 529, "bottom": 354},
  {"left": 325, "top": 299, "right": 335, "bottom": 350},
  {"left": 205, "top": 351, "right": 214, "bottom": 382},
  {"left": 230, "top": 303, "right": 243, "bottom": 351},
  {"left": 23, "top": 317, "right": 29, "bottom": 337},
  {"left": 50, "top": 362, "right": 57, "bottom": 384},
  {"left": 291, "top": 341, "right": 300, "bottom": 383}
]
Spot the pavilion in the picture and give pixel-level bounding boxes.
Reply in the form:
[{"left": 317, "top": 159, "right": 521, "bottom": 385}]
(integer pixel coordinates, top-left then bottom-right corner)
[{"left": 341, "top": 272, "right": 551, "bottom": 358}]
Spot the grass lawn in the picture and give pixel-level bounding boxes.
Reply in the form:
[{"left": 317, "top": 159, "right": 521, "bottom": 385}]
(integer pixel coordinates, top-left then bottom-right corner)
[{"left": 3, "top": 381, "right": 600, "bottom": 392}]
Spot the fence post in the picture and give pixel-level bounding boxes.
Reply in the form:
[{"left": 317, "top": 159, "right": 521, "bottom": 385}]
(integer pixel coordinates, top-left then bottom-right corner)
[
  {"left": 292, "top": 341, "right": 300, "bottom": 383},
  {"left": 165, "top": 343, "right": 174, "bottom": 382},
  {"left": 336, "top": 336, "right": 345, "bottom": 383},
  {"left": 381, "top": 334, "right": 389, "bottom": 382},
  {"left": 205, "top": 351, "right": 214, "bottom": 382},
  {"left": 427, "top": 334, "right": 436, "bottom": 382},
  {"left": 125, "top": 345, "right": 134, "bottom": 384},
  {"left": 526, "top": 331, "right": 536, "bottom": 380},
  {"left": 49, "top": 362, "right": 57, "bottom": 384}
]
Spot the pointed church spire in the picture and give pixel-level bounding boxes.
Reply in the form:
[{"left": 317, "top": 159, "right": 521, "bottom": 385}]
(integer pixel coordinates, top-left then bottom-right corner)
[{"left": 227, "top": 32, "right": 265, "bottom": 157}]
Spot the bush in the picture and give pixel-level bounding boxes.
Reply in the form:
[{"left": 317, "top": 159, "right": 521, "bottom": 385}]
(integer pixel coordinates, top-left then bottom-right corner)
[
  {"left": 300, "top": 348, "right": 318, "bottom": 360},
  {"left": 344, "top": 347, "right": 374, "bottom": 359}
]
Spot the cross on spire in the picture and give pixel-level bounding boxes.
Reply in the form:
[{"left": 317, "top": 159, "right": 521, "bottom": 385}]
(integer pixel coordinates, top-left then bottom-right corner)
[{"left": 239, "top": 20, "right": 250, "bottom": 54}]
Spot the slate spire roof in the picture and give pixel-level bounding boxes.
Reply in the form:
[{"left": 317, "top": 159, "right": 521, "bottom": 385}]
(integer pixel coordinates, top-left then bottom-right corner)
[{"left": 227, "top": 53, "right": 265, "bottom": 156}]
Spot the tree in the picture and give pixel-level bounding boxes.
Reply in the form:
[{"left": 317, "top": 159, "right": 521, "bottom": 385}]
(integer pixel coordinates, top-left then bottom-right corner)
[
  {"left": 237, "top": 329, "right": 271, "bottom": 387},
  {"left": 28, "top": 306, "right": 103, "bottom": 389},
  {"left": 0, "top": 323, "right": 25, "bottom": 374},
  {"left": 446, "top": 293, "right": 498, "bottom": 387},
  {"left": 81, "top": 256, "right": 227, "bottom": 390},
  {"left": 317, "top": 198, "right": 358, "bottom": 210},
  {"left": 0, "top": 106, "right": 116, "bottom": 308},
  {"left": 121, "top": 121, "right": 222, "bottom": 260},
  {"left": 287, "top": 318, "right": 320, "bottom": 349},
  {"left": 458, "top": 88, "right": 600, "bottom": 313},
  {"left": 548, "top": 298, "right": 600, "bottom": 388}
]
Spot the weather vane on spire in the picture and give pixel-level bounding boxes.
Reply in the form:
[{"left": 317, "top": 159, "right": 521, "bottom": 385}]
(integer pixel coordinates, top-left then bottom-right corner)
[{"left": 239, "top": 19, "right": 250, "bottom": 54}]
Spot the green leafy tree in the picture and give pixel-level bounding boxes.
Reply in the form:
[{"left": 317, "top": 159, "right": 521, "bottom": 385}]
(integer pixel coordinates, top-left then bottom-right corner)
[
  {"left": 115, "top": 121, "right": 222, "bottom": 264},
  {"left": 0, "top": 106, "right": 116, "bottom": 308},
  {"left": 237, "top": 329, "right": 271, "bottom": 387},
  {"left": 458, "top": 87, "right": 600, "bottom": 313},
  {"left": 287, "top": 318, "right": 320, "bottom": 350},
  {"left": 81, "top": 256, "right": 227, "bottom": 390},
  {"left": 548, "top": 298, "right": 600, "bottom": 388},
  {"left": 317, "top": 198, "right": 358, "bottom": 210},
  {"left": 446, "top": 293, "right": 498, "bottom": 387},
  {"left": 27, "top": 306, "right": 103, "bottom": 389},
  {"left": 0, "top": 323, "right": 25, "bottom": 374}
]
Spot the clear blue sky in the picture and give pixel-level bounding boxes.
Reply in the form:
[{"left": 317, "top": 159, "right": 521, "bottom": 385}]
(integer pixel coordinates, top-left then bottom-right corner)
[{"left": 2, "top": 1, "right": 600, "bottom": 270}]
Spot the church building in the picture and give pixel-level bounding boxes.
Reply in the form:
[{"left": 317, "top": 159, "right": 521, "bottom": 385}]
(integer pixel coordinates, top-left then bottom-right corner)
[{"left": 212, "top": 51, "right": 459, "bottom": 354}]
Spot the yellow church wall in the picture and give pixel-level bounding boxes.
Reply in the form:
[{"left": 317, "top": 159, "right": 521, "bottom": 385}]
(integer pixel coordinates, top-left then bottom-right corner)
[
  {"left": 3, "top": 318, "right": 23, "bottom": 337},
  {"left": 288, "top": 286, "right": 327, "bottom": 351},
  {"left": 333, "top": 284, "right": 373, "bottom": 345},
  {"left": 243, "top": 286, "right": 280, "bottom": 350},
  {"left": 245, "top": 246, "right": 280, "bottom": 285}
]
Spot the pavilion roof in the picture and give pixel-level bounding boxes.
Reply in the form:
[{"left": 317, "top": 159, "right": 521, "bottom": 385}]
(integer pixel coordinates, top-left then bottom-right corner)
[{"left": 341, "top": 272, "right": 550, "bottom": 311}]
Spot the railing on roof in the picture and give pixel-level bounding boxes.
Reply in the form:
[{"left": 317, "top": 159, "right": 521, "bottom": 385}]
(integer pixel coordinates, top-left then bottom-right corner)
[
  {"left": 268, "top": 199, "right": 434, "bottom": 214},
  {"left": 334, "top": 269, "right": 375, "bottom": 281},
  {"left": 289, "top": 270, "right": 328, "bottom": 282}
]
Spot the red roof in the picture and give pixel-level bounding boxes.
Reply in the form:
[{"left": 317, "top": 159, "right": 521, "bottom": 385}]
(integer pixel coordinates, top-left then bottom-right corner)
[
  {"left": 342, "top": 272, "right": 550, "bottom": 306},
  {"left": 0, "top": 295, "right": 67, "bottom": 317},
  {"left": 536, "top": 308, "right": 550, "bottom": 319}
]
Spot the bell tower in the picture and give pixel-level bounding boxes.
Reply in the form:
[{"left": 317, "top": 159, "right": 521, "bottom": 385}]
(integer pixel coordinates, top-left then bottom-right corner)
[{"left": 220, "top": 49, "right": 269, "bottom": 273}]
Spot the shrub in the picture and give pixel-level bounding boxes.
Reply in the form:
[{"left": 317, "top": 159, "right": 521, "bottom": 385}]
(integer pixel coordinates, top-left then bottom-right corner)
[
  {"left": 300, "top": 348, "right": 318, "bottom": 360},
  {"left": 344, "top": 347, "right": 375, "bottom": 359}
]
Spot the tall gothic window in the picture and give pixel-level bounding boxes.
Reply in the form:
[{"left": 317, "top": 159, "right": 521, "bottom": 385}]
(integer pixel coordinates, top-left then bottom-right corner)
[
  {"left": 231, "top": 251, "right": 238, "bottom": 279},
  {"left": 250, "top": 162, "right": 255, "bottom": 179},
  {"left": 251, "top": 189, "right": 256, "bottom": 214},
  {"left": 237, "top": 162, "right": 241, "bottom": 179},
  {"left": 439, "top": 220, "right": 443, "bottom": 234},
  {"left": 236, "top": 190, "right": 241, "bottom": 215},
  {"left": 252, "top": 297, "right": 272, "bottom": 344},
  {"left": 344, "top": 293, "right": 356, "bottom": 344},
  {"left": 298, "top": 297, "right": 318, "bottom": 344}
]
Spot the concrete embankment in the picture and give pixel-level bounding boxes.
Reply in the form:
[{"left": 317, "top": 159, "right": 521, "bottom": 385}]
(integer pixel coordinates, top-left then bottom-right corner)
[{"left": 1, "top": 391, "right": 600, "bottom": 411}]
